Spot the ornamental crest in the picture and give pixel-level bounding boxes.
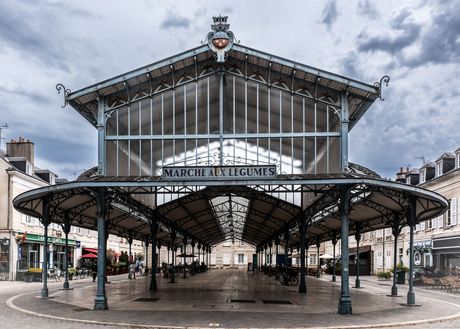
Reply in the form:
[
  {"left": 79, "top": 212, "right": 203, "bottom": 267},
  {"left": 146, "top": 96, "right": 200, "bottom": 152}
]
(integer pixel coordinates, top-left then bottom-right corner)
[{"left": 204, "top": 15, "right": 238, "bottom": 63}]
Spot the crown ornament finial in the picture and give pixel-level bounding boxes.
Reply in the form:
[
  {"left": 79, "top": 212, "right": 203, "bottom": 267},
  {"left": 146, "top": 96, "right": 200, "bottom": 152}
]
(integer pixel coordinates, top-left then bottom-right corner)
[{"left": 202, "top": 15, "right": 239, "bottom": 63}]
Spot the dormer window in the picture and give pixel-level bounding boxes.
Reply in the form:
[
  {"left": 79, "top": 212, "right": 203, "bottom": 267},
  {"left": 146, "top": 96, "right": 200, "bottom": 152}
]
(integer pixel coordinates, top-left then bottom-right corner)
[
  {"left": 50, "top": 174, "right": 55, "bottom": 185},
  {"left": 457, "top": 153, "right": 460, "bottom": 169},
  {"left": 26, "top": 163, "right": 33, "bottom": 175},
  {"left": 436, "top": 162, "right": 442, "bottom": 177},
  {"left": 406, "top": 176, "right": 411, "bottom": 184},
  {"left": 420, "top": 169, "right": 426, "bottom": 183}
]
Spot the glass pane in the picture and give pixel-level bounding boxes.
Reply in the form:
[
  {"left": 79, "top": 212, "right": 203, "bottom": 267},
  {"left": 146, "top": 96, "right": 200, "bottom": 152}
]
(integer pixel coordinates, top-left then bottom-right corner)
[
  {"left": 141, "top": 140, "right": 151, "bottom": 176},
  {"left": 163, "top": 90, "right": 174, "bottom": 135},
  {"left": 118, "top": 106, "right": 129, "bottom": 136},
  {"left": 152, "top": 139, "right": 163, "bottom": 174},
  {"left": 316, "top": 102, "right": 328, "bottom": 133},
  {"left": 247, "top": 81, "right": 257, "bottom": 134},
  {"left": 106, "top": 112, "right": 117, "bottom": 136},
  {"left": 292, "top": 138, "right": 303, "bottom": 174},
  {"left": 292, "top": 96, "right": 303, "bottom": 133},
  {"left": 130, "top": 140, "right": 140, "bottom": 176},
  {"left": 304, "top": 138, "right": 315, "bottom": 174},
  {"left": 234, "top": 77, "right": 246, "bottom": 134},
  {"left": 223, "top": 75, "right": 234, "bottom": 134},
  {"left": 130, "top": 102, "right": 140, "bottom": 135},
  {"left": 270, "top": 90, "right": 280, "bottom": 133},
  {"left": 305, "top": 98, "right": 315, "bottom": 133},
  {"left": 185, "top": 83, "right": 197, "bottom": 135},
  {"left": 281, "top": 92, "right": 291, "bottom": 133},
  {"left": 141, "top": 98, "right": 151, "bottom": 135},
  {"left": 329, "top": 106, "right": 340, "bottom": 132},
  {"left": 258, "top": 84, "right": 269, "bottom": 134},
  {"left": 316, "top": 137, "right": 328, "bottom": 173},
  {"left": 208, "top": 75, "right": 219, "bottom": 134},
  {"left": 118, "top": 140, "right": 129, "bottom": 176},
  {"left": 281, "top": 138, "right": 292, "bottom": 174},
  {"left": 175, "top": 86, "right": 185, "bottom": 135},
  {"left": 106, "top": 141, "right": 117, "bottom": 176},
  {"left": 197, "top": 79, "right": 208, "bottom": 134},
  {"left": 329, "top": 137, "right": 341, "bottom": 173},
  {"left": 152, "top": 94, "right": 162, "bottom": 135}
]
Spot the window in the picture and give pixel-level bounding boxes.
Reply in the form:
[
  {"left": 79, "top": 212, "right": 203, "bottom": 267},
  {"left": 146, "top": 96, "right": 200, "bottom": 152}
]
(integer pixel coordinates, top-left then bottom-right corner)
[
  {"left": 238, "top": 254, "right": 245, "bottom": 264},
  {"left": 239, "top": 241, "right": 245, "bottom": 246},
  {"left": 0, "top": 239, "right": 10, "bottom": 273},
  {"left": 451, "top": 198, "right": 457, "bottom": 225},
  {"left": 446, "top": 201, "right": 451, "bottom": 226},
  {"left": 223, "top": 241, "right": 231, "bottom": 247},
  {"left": 376, "top": 229, "right": 382, "bottom": 238},
  {"left": 50, "top": 174, "right": 55, "bottom": 185},
  {"left": 310, "top": 254, "right": 317, "bottom": 265},
  {"left": 420, "top": 169, "right": 426, "bottom": 183},
  {"left": 349, "top": 235, "right": 355, "bottom": 243},
  {"left": 386, "top": 228, "right": 392, "bottom": 236},
  {"left": 22, "top": 214, "right": 38, "bottom": 226},
  {"left": 457, "top": 153, "right": 460, "bottom": 169},
  {"left": 406, "top": 176, "right": 411, "bottom": 184},
  {"left": 427, "top": 219, "right": 432, "bottom": 229},
  {"left": 436, "top": 162, "right": 442, "bottom": 177},
  {"left": 26, "top": 163, "right": 33, "bottom": 175}
]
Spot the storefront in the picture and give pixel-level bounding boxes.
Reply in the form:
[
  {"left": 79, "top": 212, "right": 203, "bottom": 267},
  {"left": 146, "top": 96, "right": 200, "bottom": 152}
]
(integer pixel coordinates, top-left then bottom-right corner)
[
  {"left": 16, "top": 232, "right": 76, "bottom": 280},
  {"left": 0, "top": 239, "right": 10, "bottom": 279},
  {"left": 433, "top": 236, "right": 460, "bottom": 275},
  {"left": 349, "top": 246, "right": 371, "bottom": 276}
]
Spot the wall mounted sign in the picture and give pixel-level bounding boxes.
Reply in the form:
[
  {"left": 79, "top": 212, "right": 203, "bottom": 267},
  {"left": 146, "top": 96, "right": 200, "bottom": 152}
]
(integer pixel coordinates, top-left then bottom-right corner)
[{"left": 162, "top": 165, "right": 277, "bottom": 181}]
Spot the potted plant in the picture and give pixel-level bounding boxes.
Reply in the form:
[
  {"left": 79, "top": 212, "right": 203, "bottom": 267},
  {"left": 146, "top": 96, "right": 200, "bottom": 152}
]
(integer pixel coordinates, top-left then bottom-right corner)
[
  {"left": 376, "top": 271, "right": 392, "bottom": 281},
  {"left": 118, "top": 262, "right": 126, "bottom": 274},
  {"left": 111, "top": 263, "right": 120, "bottom": 275},
  {"left": 24, "top": 270, "right": 34, "bottom": 282},
  {"left": 68, "top": 267, "right": 77, "bottom": 280},
  {"left": 106, "top": 265, "right": 112, "bottom": 276}
]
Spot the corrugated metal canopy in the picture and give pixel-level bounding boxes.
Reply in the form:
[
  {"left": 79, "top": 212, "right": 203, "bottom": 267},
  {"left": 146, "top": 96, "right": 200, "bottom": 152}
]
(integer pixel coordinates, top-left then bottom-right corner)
[{"left": 13, "top": 172, "right": 447, "bottom": 250}]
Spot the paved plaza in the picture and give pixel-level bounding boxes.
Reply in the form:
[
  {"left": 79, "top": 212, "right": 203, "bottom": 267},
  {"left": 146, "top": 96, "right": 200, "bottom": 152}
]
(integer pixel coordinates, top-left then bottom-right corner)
[{"left": 3, "top": 269, "right": 460, "bottom": 328}]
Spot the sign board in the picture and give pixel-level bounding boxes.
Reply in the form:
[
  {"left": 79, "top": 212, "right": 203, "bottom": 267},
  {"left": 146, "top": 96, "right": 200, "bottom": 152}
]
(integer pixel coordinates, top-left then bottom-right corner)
[
  {"left": 18, "top": 232, "right": 77, "bottom": 246},
  {"left": 163, "top": 165, "right": 277, "bottom": 181},
  {"left": 76, "top": 241, "right": 81, "bottom": 249}
]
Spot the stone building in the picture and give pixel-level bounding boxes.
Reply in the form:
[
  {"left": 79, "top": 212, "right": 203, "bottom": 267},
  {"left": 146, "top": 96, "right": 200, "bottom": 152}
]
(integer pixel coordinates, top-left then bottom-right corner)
[
  {"left": 0, "top": 138, "right": 145, "bottom": 281},
  {"left": 323, "top": 148, "right": 460, "bottom": 276}
]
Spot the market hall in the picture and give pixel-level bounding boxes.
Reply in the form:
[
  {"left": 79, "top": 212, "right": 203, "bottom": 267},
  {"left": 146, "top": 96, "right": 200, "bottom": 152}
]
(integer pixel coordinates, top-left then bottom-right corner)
[{"left": 13, "top": 16, "right": 447, "bottom": 315}]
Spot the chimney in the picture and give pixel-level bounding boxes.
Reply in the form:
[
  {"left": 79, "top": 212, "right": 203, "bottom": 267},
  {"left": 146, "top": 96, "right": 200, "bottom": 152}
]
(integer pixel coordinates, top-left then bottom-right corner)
[
  {"left": 395, "top": 167, "right": 405, "bottom": 180},
  {"left": 6, "top": 137, "right": 35, "bottom": 164}
]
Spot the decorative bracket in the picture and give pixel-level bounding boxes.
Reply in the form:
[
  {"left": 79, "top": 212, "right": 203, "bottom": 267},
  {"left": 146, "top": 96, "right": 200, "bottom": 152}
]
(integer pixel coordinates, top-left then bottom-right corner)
[
  {"left": 56, "top": 84, "right": 71, "bottom": 108},
  {"left": 374, "top": 76, "right": 390, "bottom": 101}
]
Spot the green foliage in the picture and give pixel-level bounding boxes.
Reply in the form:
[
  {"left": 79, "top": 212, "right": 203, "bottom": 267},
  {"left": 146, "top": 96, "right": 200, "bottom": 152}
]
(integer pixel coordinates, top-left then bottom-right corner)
[
  {"left": 119, "top": 251, "right": 129, "bottom": 264},
  {"left": 389, "top": 264, "right": 410, "bottom": 273},
  {"left": 376, "top": 271, "right": 392, "bottom": 279},
  {"left": 67, "top": 268, "right": 77, "bottom": 275},
  {"left": 135, "top": 253, "right": 145, "bottom": 262},
  {"left": 24, "top": 270, "right": 34, "bottom": 276},
  {"left": 118, "top": 261, "right": 126, "bottom": 269},
  {"left": 106, "top": 248, "right": 116, "bottom": 265}
]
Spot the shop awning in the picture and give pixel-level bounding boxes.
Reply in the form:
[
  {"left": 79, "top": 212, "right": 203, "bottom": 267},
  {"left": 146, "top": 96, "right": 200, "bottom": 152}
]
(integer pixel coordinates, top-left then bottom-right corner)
[{"left": 83, "top": 248, "right": 98, "bottom": 253}]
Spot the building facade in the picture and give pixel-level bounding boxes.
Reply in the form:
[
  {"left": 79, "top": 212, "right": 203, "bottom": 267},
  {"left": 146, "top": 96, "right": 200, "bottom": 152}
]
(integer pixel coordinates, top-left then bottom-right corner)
[
  {"left": 0, "top": 138, "right": 146, "bottom": 281},
  {"left": 322, "top": 147, "right": 460, "bottom": 276}
]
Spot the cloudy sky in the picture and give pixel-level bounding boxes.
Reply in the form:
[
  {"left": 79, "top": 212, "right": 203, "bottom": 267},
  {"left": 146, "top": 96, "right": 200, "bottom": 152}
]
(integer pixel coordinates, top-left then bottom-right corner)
[{"left": 1, "top": 0, "right": 459, "bottom": 180}]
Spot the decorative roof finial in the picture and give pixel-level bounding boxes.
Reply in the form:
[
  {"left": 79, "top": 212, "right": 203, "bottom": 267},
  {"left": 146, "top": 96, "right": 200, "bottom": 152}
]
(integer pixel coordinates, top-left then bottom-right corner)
[{"left": 202, "top": 15, "right": 239, "bottom": 63}]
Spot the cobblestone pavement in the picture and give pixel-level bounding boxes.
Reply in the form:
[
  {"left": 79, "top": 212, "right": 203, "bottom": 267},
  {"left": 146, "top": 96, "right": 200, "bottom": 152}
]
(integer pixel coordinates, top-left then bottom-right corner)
[{"left": 3, "top": 271, "right": 460, "bottom": 328}]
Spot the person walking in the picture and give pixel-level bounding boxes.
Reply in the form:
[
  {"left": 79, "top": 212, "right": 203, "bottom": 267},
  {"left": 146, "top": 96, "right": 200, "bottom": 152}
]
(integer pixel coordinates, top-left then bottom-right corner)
[
  {"left": 135, "top": 259, "right": 140, "bottom": 275},
  {"left": 129, "top": 261, "right": 136, "bottom": 280},
  {"left": 138, "top": 259, "right": 144, "bottom": 276},
  {"left": 92, "top": 261, "right": 97, "bottom": 282}
]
